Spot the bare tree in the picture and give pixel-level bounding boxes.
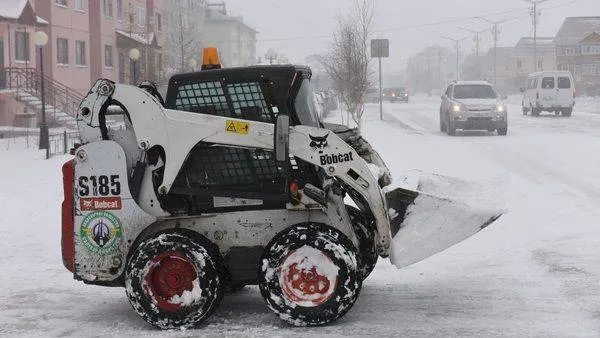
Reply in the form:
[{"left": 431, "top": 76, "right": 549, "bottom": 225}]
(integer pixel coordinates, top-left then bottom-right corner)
[
  {"left": 322, "top": 0, "right": 373, "bottom": 131},
  {"left": 164, "top": 7, "right": 204, "bottom": 75}
]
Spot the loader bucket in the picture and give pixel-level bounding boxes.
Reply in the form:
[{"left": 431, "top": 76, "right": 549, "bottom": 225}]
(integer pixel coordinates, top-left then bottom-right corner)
[{"left": 385, "top": 170, "right": 505, "bottom": 268}]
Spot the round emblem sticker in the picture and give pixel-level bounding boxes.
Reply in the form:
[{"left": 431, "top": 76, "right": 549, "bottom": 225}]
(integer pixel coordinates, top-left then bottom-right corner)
[{"left": 80, "top": 211, "right": 123, "bottom": 255}]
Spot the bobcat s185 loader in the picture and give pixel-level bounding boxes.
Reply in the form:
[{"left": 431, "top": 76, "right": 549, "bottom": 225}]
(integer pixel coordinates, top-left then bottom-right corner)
[{"left": 60, "top": 48, "right": 504, "bottom": 329}]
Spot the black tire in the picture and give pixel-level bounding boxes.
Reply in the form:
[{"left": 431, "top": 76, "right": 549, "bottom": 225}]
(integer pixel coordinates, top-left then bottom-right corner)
[
  {"left": 259, "top": 223, "right": 361, "bottom": 327},
  {"left": 522, "top": 106, "right": 528, "bottom": 116},
  {"left": 439, "top": 111, "right": 447, "bottom": 132},
  {"left": 125, "top": 232, "right": 224, "bottom": 330},
  {"left": 346, "top": 206, "right": 378, "bottom": 280},
  {"left": 447, "top": 117, "right": 456, "bottom": 136},
  {"left": 531, "top": 107, "right": 540, "bottom": 116},
  {"left": 497, "top": 126, "right": 508, "bottom": 136},
  {"left": 562, "top": 108, "right": 573, "bottom": 117}
]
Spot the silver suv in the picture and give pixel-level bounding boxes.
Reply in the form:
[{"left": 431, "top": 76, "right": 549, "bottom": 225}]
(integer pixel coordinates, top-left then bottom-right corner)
[{"left": 439, "top": 81, "right": 508, "bottom": 136}]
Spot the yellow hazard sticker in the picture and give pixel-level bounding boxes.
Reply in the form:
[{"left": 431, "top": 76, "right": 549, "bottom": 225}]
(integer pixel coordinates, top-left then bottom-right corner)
[{"left": 226, "top": 120, "right": 250, "bottom": 135}]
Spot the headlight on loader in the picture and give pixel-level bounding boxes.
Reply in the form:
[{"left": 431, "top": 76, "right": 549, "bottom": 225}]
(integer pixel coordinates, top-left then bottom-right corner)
[{"left": 496, "top": 105, "right": 506, "bottom": 112}]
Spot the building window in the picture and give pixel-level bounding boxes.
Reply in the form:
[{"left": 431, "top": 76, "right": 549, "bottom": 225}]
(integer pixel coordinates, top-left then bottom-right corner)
[
  {"left": 75, "top": 0, "right": 85, "bottom": 11},
  {"left": 15, "top": 31, "right": 29, "bottom": 61},
  {"left": 117, "top": 0, "right": 122, "bottom": 21},
  {"left": 56, "top": 0, "right": 68, "bottom": 7},
  {"left": 138, "top": 6, "right": 146, "bottom": 26},
  {"left": 157, "top": 13, "right": 162, "bottom": 31},
  {"left": 537, "top": 58, "right": 543, "bottom": 70},
  {"left": 103, "top": 0, "right": 113, "bottom": 19},
  {"left": 564, "top": 47, "right": 577, "bottom": 56},
  {"left": 157, "top": 52, "right": 162, "bottom": 71},
  {"left": 517, "top": 59, "right": 522, "bottom": 69},
  {"left": 57, "top": 38, "right": 69, "bottom": 64},
  {"left": 76, "top": 40, "right": 86, "bottom": 65},
  {"left": 104, "top": 45, "right": 113, "bottom": 67},
  {"left": 582, "top": 44, "right": 600, "bottom": 55}
]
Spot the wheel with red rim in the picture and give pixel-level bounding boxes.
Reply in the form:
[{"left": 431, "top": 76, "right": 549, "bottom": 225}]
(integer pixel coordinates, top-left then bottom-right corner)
[
  {"left": 259, "top": 223, "right": 361, "bottom": 326},
  {"left": 125, "top": 232, "right": 224, "bottom": 329}
]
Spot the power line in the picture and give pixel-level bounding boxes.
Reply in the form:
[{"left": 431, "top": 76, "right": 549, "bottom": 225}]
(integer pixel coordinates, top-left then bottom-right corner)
[{"left": 207, "top": 1, "right": 577, "bottom": 44}]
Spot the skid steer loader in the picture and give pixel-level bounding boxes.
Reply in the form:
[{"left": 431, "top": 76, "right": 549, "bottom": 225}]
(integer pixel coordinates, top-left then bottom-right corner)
[{"left": 60, "top": 48, "right": 504, "bottom": 329}]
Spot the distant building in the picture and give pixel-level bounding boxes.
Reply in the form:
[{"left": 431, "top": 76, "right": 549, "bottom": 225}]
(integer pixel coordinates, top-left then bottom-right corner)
[
  {"left": 511, "top": 37, "right": 556, "bottom": 88},
  {"left": 162, "top": 0, "right": 206, "bottom": 75},
  {"left": 203, "top": 2, "right": 257, "bottom": 67},
  {"left": 407, "top": 45, "right": 455, "bottom": 94},
  {"left": 555, "top": 17, "right": 600, "bottom": 95},
  {"left": 479, "top": 47, "right": 514, "bottom": 92}
]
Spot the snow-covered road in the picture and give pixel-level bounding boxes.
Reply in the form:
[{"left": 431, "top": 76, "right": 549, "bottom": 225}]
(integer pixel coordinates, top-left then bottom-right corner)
[{"left": 1, "top": 97, "right": 599, "bottom": 337}]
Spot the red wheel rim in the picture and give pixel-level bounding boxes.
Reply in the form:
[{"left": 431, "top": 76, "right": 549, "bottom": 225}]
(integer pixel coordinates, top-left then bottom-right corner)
[
  {"left": 144, "top": 251, "right": 198, "bottom": 312},
  {"left": 279, "top": 246, "right": 339, "bottom": 307}
]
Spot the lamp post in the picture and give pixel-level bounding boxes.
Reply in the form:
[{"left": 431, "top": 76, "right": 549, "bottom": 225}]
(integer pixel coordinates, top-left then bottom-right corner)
[
  {"left": 129, "top": 48, "right": 140, "bottom": 84},
  {"left": 188, "top": 58, "right": 197, "bottom": 72},
  {"left": 34, "top": 31, "right": 49, "bottom": 152}
]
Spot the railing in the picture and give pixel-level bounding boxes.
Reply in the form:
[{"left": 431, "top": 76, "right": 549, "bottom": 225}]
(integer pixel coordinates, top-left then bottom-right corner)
[
  {"left": 0, "top": 67, "right": 84, "bottom": 120},
  {"left": 0, "top": 128, "right": 80, "bottom": 158},
  {"left": 48, "top": 130, "right": 80, "bottom": 157}
]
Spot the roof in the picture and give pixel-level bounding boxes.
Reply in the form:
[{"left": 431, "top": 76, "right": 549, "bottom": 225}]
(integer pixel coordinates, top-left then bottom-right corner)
[
  {"left": 204, "top": 10, "right": 258, "bottom": 34},
  {"left": 485, "top": 47, "right": 514, "bottom": 58},
  {"left": 116, "top": 30, "right": 157, "bottom": 46},
  {"left": 514, "top": 37, "right": 555, "bottom": 56},
  {"left": 0, "top": 0, "right": 47, "bottom": 25},
  {"left": 453, "top": 80, "right": 492, "bottom": 86},
  {"left": 555, "top": 17, "right": 600, "bottom": 45},
  {"left": 0, "top": 0, "right": 28, "bottom": 19}
]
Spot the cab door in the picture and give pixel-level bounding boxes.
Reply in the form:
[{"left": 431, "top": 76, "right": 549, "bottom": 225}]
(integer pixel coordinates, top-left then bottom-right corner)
[
  {"left": 539, "top": 75, "right": 556, "bottom": 106},
  {"left": 556, "top": 75, "right": 574, "bottom": 107}
]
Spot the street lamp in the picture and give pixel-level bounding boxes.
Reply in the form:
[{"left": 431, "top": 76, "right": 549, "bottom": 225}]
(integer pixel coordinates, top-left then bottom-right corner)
[
  {"left": 188, "top": 58, "right": 197, "bottom": 71},
  {"left": 34, "top": 30, "right": 49, "bottom": 152},
  {"left": 129, "top": 48, "right": 140, "bottom": 84}
]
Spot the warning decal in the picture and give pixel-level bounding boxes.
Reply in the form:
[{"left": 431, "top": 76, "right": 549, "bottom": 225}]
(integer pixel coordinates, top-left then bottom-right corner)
[{"left": 226, "top": 120, "right": 250, "bottom": 135}]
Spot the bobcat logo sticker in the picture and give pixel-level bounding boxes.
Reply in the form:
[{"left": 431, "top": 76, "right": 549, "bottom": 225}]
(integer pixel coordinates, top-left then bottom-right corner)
[{"left": 309, "top": 133, "right": 329, "bottom": 153}]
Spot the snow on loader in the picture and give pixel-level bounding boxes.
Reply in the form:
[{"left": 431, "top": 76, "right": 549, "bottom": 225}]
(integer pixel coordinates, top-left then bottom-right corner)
[{"left": 60, "top": 48, "right": 504, "bottom": 329}]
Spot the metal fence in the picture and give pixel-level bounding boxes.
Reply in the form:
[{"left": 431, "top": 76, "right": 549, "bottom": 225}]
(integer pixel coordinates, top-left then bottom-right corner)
[
  {"left": 48, "top": 131, "right": 80, "bottom": 157},
  {"left": 0, "top": 128, "right": 80, "bottom": 158}
]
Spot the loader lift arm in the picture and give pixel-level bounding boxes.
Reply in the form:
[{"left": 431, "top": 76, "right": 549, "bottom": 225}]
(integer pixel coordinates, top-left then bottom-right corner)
[{"left": 77, "top": 79, "right": 392, "bottom": 255}]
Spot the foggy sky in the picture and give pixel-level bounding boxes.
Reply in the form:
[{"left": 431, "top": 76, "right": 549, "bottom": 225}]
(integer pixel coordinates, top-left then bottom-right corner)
[{"left": 225, "top": 0, "right": 599, "bottom": 72}]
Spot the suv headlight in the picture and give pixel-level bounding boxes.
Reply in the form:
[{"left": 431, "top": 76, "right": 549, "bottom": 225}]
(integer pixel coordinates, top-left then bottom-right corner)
[
  {"left": 496, "top": 105, "right": 506, "bottom": 113},
  {"left": 452, "top": 104, "right": 463, "bottom": 113}
]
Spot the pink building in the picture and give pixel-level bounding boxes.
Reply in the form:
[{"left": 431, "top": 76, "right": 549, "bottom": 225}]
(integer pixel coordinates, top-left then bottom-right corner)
[
  {"left": 1, "top": 0, "right": 164, "bottom": 126},
  {"left": 1, "top": 0, "right": 163, "bottom": 94}
]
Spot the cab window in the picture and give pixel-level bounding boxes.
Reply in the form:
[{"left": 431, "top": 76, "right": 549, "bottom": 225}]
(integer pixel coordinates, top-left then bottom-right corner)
[
  {"left": 541, "top": 77, "right": 555, "bottom": 89},
  {"left": 172, "top": 80, "right": 279, "bottom": 123},
  {"left": 557, "top": 77, "right": 571, "bottom": 89}
]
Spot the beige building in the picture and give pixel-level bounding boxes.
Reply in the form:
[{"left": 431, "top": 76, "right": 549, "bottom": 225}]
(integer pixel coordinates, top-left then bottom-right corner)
[
  {"left": 203, "top": 2, "right": 257, "bottom": 67},
  {"left": 555, "top": 17, "right": 600, "bottom": 96}
]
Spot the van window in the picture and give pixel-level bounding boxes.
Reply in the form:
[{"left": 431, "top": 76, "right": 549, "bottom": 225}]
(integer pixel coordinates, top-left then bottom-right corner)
[
  {"left": 541, "top": 77, "right": 555, "bottom": 89},
  {"left": 557, "top": 77, "right": 571, "bottom": 89}
]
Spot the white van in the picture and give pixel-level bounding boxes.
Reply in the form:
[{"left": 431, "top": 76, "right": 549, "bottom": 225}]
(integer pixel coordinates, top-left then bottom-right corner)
[{"left": 521, "top": 71, "right": 575, "bottom": 117}]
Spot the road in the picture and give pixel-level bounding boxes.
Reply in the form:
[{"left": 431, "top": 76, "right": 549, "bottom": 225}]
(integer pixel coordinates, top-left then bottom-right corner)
[{"left": 1, "top": 96, "right": 599, "bottom": 337}]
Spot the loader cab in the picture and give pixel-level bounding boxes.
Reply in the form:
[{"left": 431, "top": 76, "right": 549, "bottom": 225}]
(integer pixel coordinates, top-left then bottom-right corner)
[
  {"left": 159, "top": 63, "right": 321, "bottom": 215},
  {"left": 164, "top": 65, "right": 320, "bottom": 128}
]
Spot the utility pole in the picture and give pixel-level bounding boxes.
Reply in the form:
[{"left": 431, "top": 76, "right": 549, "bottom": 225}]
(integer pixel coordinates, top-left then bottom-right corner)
[
  {"left": 477, "top": 17, "right": 517, "bottom": 86},
  {"left": 524, "top": 0, "right": 550, "bottom": 71},
  {"left": 459, "top": 27, "right": 489, "bottom": 57},
  {"left": 442, "top": 36, "right": 467, "bottom": 81}
]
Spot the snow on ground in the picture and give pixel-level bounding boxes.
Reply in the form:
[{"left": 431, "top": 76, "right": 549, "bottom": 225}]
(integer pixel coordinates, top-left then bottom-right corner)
[{"left": 1, "top": 98, "right": 600, "bottom": 337}]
